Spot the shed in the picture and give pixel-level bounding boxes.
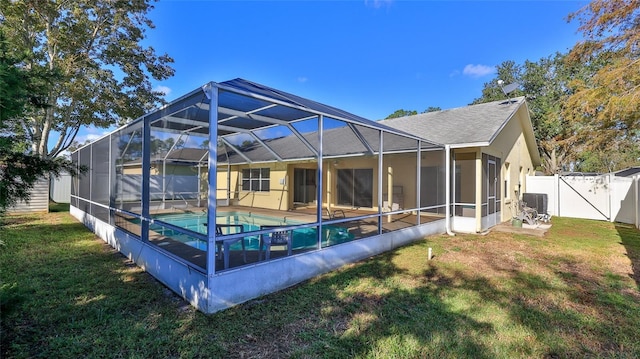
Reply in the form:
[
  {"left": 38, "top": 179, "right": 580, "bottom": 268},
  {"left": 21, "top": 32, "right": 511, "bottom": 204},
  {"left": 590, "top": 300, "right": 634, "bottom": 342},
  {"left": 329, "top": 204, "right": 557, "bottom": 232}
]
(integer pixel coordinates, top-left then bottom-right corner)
[{"left": 7, "top": 175, "right": 49, "bottom": 213}]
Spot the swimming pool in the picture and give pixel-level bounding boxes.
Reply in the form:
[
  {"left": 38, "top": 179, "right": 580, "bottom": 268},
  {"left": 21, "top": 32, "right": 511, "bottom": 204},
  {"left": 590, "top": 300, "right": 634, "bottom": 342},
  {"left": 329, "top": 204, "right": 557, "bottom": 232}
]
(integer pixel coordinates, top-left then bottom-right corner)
[
  {"left": 147, "top": 211, "right": 353, "bottom": 251},
  {"left": 150, "top": 211, "right": 300, "bottom": 233}
]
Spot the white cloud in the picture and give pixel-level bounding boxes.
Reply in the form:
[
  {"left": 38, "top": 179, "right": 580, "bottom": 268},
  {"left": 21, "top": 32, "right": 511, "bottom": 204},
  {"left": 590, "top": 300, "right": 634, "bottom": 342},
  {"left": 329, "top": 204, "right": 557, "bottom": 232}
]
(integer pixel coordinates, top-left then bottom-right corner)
[
  {"left": 153, "top": 85, "right": 172, "bottom": 96},
  {"left": 462, "top": 64, "right": 495, "bottom": 78},
  {"left": 85, "top": 133, "right": 102, "bottom": 142},
  {"left": 74, "top": 126, "right": 115, "bottom": 146},
  {"left": 297, "top": 77, "right": 308, "bottom": 83}
]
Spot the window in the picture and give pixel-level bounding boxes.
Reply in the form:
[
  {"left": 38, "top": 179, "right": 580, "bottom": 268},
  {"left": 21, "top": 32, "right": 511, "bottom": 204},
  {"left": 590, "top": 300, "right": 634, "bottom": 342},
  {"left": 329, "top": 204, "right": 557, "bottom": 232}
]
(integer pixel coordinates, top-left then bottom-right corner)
[
  {"left": 242, "top": 168, "right": 270, "bottom": 192},
  {"left": 504, "top": 162, "right": 510, "bottom": 199}
]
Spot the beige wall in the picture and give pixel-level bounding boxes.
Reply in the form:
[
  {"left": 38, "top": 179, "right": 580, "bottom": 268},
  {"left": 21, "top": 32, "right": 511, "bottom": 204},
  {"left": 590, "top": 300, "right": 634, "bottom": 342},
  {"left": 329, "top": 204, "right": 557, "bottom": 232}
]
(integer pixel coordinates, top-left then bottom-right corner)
[
  {"left": 382, "top": 153, "right": 418, "bottom": 209},
  {"left": 215, "top": 165, "right": 239, "bottom": 202},
  {"left": 454, "top": 151, "right": 477, "bottom": 204},
  {"left": 323, "top": 156, "right": 378, "bottom": 210},
  {"left": 328, "top": 154, "right": 419, "bottom": 210},
  {"left": 485, "top": 106, "right": 537, "bottom": 221},
  {"left": 233, "top": 162, "right": 290, "bottom": 210},
  {"left": 122, "top": 166, "right": 141, "bottom": 175}
]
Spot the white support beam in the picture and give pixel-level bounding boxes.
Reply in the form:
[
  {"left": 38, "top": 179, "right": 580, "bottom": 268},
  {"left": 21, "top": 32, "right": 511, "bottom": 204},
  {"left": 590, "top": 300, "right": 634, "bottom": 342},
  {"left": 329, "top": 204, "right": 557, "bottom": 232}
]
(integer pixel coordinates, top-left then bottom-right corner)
[
  {"left": 218, "top": 106, "right": 291, "bottom": 126},
  {"left": 287, "top": 123, "right": 318, "bottom": 157},
  {"left": 249, "top": 132, "right": 283, "bottom": 162},
  {"left": 347, "top": 123, "right": 375, "bottom": 155},
  {"left": 219, "top": 137, "right": 252, "bottom": 163}
]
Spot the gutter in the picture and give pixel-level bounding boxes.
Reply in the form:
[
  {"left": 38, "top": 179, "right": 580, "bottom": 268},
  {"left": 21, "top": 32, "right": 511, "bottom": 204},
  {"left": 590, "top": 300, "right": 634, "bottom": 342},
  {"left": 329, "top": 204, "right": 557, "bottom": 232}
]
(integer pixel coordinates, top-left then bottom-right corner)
[{"left": 445, "top": 144, "right": 455, "bottom": 236}]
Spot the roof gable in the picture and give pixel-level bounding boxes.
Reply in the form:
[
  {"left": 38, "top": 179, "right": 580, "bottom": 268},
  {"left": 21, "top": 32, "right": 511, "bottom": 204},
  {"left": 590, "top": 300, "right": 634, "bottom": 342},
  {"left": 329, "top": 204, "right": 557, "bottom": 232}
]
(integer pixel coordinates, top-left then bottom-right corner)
[{"left": 380, "top": 97, "right": 526, "bottom": 146}]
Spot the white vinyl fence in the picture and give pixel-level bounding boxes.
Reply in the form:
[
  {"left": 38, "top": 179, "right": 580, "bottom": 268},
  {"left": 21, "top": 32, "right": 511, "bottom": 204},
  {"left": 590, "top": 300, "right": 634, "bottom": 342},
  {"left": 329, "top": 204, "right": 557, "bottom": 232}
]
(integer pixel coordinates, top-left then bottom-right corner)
[
  {"left": 526, "top": 174, "right": 640, "bottom": 229},
  {"left": 50, "top": 172, "right": 72, "bottom": 203}
]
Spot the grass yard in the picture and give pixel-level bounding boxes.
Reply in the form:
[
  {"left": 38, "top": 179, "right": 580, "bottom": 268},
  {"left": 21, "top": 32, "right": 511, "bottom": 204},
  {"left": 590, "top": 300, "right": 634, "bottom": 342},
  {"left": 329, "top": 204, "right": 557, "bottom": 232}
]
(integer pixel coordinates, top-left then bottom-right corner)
[{"left": 1, "top": 210, "right": 639, "bottom": 358}]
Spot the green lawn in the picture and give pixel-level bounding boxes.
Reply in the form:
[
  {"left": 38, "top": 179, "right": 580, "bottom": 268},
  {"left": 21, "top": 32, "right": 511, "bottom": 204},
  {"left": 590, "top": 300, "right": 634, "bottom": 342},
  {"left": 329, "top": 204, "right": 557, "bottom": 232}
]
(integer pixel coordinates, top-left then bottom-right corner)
[{"left": 1, "top": 210, "right": 639, "bottom": 358}]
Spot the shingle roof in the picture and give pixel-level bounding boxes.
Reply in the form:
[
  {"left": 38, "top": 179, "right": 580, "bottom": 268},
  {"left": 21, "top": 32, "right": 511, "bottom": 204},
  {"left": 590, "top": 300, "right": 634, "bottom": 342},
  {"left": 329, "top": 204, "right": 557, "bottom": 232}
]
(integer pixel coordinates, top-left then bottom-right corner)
[
  {"left": 380, "top": 97, "right": 526, "bottom": 146},
  {"left": 220, "top": 124, "right": 424, "bottom": 164},
  {"left": 614, "top": 167, "right": 640, "bottom": 177}
]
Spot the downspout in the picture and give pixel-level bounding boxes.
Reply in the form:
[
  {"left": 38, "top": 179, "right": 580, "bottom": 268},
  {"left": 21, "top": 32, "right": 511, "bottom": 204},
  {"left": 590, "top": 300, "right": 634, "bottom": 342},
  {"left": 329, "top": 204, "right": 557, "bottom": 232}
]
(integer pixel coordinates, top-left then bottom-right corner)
[{"left": 445, "top": 145, "right": 455, "bottom": 236}]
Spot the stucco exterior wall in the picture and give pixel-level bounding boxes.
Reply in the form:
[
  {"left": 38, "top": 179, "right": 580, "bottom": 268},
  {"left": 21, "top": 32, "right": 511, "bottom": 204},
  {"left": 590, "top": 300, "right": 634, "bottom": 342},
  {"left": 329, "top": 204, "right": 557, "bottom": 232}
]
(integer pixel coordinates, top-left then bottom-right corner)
[
  {"left": 323, "top": 156, "right": 379, "bottom": 210},
  {"left": 487, "top": 106, "right": 537, "bottom": 222},
  {"left": 322, "top": 153, "right": 421, "bottom": 212},
  {"left": 235, "top": 162, "right": 290, "bottom": 210}
]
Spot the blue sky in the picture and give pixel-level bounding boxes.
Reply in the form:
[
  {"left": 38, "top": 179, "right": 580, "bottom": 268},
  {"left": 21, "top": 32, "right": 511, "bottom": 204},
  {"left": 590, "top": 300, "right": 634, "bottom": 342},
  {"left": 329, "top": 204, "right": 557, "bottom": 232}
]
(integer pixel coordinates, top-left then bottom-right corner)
[{"left": 76, "top": 0, "right": 587, "bottom": 145}]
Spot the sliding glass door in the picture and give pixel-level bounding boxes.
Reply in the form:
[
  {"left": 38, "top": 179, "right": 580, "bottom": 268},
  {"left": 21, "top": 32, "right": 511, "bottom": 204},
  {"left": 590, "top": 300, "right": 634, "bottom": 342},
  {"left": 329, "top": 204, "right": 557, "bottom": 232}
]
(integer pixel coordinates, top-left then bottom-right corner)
[
  {"left": 293, "top": 168, "right": 316, "bottom": 205},
  {"left": 337, "top": 168, "right": 373, "bottom": 208}
]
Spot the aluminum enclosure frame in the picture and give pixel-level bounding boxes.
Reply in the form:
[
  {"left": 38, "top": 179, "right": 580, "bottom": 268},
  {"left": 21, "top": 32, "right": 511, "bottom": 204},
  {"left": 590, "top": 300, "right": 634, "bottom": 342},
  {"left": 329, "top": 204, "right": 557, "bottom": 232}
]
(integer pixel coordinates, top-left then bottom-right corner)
[{"left": 70, "top": 78, "right": 447, "bottom": 313}]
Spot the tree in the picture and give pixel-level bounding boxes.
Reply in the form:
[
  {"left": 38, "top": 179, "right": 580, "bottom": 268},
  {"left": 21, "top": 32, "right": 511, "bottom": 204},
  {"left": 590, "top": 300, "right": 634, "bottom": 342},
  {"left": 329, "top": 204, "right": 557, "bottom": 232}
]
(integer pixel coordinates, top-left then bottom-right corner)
[
  {"left": 385, "top": 109, "right": 417, "bottom": 119},
  {"left": 472, "top": 60, "right": 568, "bottom": 170},
  {"left": 0, "top": 27, "right": 79, "bottom": 215},
  {"left": 521, "top": 53, "right": 577, "bottom": 174},
  {"left": 471, "top": 61, "right": 523, "bottom": 105},
  {"left": 1, "top": 0, "right": 174, "bottom": 160},
  {"left": 563, "top": 0, "right": 640, "bottom": 172},
  {"left": 422, "top": 106, "right": 441, "bottom": 113}
]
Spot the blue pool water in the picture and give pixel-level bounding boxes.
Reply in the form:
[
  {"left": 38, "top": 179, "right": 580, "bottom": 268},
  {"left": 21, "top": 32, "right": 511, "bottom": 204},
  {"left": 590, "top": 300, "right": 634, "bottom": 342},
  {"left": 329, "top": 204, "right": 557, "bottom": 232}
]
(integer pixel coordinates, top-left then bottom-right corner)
[
  {"left": 150, "top": 211, "right": 296, "bottom": 235},
  {"left": 146, "top": 211, "right": 353, "bottom": 251}
]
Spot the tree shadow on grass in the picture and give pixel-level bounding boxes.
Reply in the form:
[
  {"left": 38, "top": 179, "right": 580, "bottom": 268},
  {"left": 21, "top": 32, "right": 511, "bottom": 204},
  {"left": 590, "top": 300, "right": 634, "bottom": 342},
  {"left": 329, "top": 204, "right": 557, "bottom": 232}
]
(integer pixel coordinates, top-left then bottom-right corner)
[
  {"left": 617, "top": 223, "right": 640, "bottom": 290},
  {"left": 5, "top": 214, "right": 640, "bottom": 358},
  {"left": 149, "top": 229, "right": 640, "bottom": 358},
  {"left": 461, "top": 233, "right": 640, "bottom": 358},
  {"left": 229, "top": 226, "right": 640, "bottom": 358},
  {"left": 211, "top": 252, "right": 495, "bottom": 358},
  {"left": 0, "top": 219, "right": 202, "bottom": 358}
]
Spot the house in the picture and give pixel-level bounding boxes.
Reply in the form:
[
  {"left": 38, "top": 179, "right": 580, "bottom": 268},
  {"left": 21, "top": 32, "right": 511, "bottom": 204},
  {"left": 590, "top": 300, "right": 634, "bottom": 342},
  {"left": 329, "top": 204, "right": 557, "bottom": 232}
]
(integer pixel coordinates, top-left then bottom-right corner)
[
  {"left": 381, "top": 97, "right": 541, "bottom": 233},
  {"left": 69, "top": 79, "right": 540, "bottom": 313}
]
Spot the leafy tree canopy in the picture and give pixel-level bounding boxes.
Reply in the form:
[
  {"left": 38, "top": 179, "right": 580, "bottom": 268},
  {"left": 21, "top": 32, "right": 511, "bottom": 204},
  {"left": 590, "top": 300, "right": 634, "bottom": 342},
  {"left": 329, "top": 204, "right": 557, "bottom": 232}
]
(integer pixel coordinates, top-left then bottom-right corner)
[
  {"left": 1, "top": 0, "right": 175, "bottom": 160},
  {"left": 563, "top": 0, "right": 640, "bottom": 171},
  {"left": 423, "top": 106, "right": 441, "bottom": 113},
  {"left": 470, "top": 54, "right": 623, "bottom": 174},
  {"left": 471, "top": 61, "right": 524, "bottom": 105},
  {"left": 0, "top": 27, "right": 79, "bottom": 215},
  {"left": 385, "top": 109, "right": 417, "bottom": 119}
]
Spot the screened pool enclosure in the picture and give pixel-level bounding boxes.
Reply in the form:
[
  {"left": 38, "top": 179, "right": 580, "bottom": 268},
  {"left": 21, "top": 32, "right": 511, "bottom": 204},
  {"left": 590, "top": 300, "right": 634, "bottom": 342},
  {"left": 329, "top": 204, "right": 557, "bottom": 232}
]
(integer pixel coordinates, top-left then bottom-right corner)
[{"left": 70, "top": 79, "right": 448, "bottom": 313}]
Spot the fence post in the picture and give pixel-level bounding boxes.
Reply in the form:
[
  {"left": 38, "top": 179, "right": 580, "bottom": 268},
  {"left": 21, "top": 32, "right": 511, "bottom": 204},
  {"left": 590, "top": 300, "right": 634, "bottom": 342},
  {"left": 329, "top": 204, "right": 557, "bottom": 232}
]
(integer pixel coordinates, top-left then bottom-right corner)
[
  {"left": 633, "top": 176, "right": 640, "bottom": 229},
  {"left": 553, "top": 173, "right": 560, "bottom": 217},
  {"left": 609, "top": 173, "right": 614, "bottom": 223}
]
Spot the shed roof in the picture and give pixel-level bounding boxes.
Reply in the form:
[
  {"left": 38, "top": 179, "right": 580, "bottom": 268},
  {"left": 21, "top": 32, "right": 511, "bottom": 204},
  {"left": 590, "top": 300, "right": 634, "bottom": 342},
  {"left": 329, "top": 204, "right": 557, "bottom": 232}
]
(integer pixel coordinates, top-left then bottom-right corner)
[{"left": 614, "top": 167, "right": 640, "bottom": 177}]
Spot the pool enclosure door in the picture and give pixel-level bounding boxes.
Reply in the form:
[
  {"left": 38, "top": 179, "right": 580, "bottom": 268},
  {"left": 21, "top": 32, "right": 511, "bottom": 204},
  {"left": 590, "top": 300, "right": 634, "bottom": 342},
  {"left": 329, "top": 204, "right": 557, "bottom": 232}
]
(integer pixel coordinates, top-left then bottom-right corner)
[
  {"left": 293, "top": 168, "right": 317, "bottom": 205},
  {"left": 486, "top": 159, "right": 498, "bottom": 228},
  {"left": 452, "top": 151, "right": 502, "bottom": 232}
]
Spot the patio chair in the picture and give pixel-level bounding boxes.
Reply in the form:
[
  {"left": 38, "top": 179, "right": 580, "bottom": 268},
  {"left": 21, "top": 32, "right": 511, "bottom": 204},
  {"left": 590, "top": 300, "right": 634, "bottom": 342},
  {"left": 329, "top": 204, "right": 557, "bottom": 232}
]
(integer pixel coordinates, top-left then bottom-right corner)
[
  {"left": 259, "top": 225, "right": 292, "bottom": 261},
  {"left": 216, "top": 224, "right": 246, "bottom": 269},
  {"left": 522, "top": 193, "right": 551, "bottom": 223},
  {"left": 323, "top": 208, "right": 346, "bottom": 220},
  {"left": 516, "top": 199, "right": 539, "bottom": 226}
]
